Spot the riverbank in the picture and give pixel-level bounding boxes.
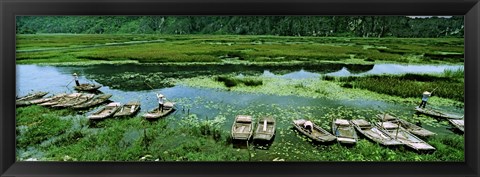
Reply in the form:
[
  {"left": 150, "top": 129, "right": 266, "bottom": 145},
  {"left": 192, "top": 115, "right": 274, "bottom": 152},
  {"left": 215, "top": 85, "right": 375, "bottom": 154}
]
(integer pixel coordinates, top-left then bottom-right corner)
[
  {"left": 16, "top": 34, "right": 464, "bottom": 65},
  {"left": 17, "top": 105, "right": 464, "bottom": 161}
]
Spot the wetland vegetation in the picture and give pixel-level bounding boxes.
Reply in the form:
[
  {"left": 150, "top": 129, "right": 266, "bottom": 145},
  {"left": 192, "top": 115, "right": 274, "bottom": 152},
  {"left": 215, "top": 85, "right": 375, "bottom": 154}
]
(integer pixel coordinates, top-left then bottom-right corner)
[
  {"left": 17, "top": 34, "right": 464, "bottom": 65},
  {"left": 16, "top": 16, "right": 464, "bottom": 162}
]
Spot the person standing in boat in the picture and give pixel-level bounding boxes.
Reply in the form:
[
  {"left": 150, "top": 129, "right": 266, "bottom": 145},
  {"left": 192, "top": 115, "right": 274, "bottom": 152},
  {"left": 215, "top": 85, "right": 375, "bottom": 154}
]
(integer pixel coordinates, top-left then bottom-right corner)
[
  {"left": 157, "top": 93, "right": 165, "bottom": 112},
  {"left": 304, "top": 120, "right": 313, "bottom": 133},
  {"left": 418, "top": 90, "right": 432, "bottom": 109},
  {"left": 73, "top": 73, "right": 80, "bottom": 86}
]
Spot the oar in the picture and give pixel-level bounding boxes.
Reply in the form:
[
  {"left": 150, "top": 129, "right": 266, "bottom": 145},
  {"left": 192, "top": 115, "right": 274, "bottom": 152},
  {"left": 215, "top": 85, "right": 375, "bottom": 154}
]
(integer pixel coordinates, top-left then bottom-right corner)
[
  {"left": 144, "top": 80, "right": 161, "bottom": 96},
  {"left": 66, "top": 79, "right": 74, "bottom": 87},
  {"left": 144, "top": 80, "right": 155, "bottom": 90}
]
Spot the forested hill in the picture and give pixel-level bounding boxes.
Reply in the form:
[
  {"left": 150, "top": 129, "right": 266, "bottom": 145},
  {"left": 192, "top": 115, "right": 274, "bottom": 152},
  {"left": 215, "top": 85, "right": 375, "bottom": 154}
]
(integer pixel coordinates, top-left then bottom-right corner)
[{"left": 16, "top": 16, "right": 464, "bottom": 38}]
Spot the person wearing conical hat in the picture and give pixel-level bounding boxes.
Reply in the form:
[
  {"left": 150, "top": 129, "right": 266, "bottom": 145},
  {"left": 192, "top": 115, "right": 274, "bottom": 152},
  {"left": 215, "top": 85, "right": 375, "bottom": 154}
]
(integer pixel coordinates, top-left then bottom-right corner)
[
  {"left": 418, "top": 90, "right": 432, "bottom": 109},
  {"left": 73, "top": 73, "right": 80, "bottom": 86},
  {"left": 157, "top": 93, "right": 165, "bottom": 112}
]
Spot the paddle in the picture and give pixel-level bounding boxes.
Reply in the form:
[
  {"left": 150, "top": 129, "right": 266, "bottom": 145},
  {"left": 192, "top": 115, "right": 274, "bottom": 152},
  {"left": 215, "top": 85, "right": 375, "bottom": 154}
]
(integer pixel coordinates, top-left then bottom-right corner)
[
  {"left": 66, "top": 79, "right": 74, "bottom": 87},
  {"left": 144, "top": 80, "right": 155, "bottom": 90}
]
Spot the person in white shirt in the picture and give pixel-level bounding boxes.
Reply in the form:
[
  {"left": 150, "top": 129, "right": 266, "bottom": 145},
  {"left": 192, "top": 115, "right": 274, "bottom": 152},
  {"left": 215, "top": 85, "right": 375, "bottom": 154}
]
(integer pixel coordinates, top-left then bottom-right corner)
[
  {"left": 304, "top": 120, "right": 313, "bottom": 133},
  {"left": 73, "top": 73, "right": 80, "bottom": 86},
  {"left": 157, "top": 93, "right": 165, "bottom": 112},
  {"left": 418, "top": 91, "right": 432, "bottom": 108}
]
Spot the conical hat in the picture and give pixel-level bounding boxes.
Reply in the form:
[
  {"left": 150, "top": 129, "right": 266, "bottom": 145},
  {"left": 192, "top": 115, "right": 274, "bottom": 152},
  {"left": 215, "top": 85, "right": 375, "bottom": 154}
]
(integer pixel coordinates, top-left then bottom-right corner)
[
  {"left": 73, "top": 73, "right": 78, "bottom": 76},
  {"left": 157, "top": 94, "right": 164, "bottom": 98},
  {"left": 423, "top": 91, "right": 431, "bottom": 94}
]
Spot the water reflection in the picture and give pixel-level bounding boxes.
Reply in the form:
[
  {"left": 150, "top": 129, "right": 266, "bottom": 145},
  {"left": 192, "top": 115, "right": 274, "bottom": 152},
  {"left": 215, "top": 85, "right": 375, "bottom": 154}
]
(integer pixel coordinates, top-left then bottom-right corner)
[{"left": 326, "top": 64, "right": 463, "bottom": 77}]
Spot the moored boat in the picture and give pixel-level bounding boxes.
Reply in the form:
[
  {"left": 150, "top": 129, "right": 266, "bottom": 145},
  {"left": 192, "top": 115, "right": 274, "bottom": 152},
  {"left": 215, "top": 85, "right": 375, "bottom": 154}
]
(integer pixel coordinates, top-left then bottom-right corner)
[
  {"left": 16, "top": 91, "right": 48, "bottom": 102},
  {"left": 16, "top": 93, "right": 67, "bottom": 107},
  {"left": 292, "top": 119, "right": 336, "bottom": 143},
  {"left": 113, "top": 101, "right": 141, "bottom": 117},
  {"left": 142, "top": 102, "right": 175, "bottom": 119},
  {"left": 376, "top": 114, "right": 436, "bottom": 137},
  {"left": 72, "top": 94, "right": 112, "bottom": 109},
  {"left": 52, "top": 93, "right": 95, "bottom": 108},
  {"left": 448, "top": 119, "right": 464, "bottom": 132},
  {"left": 376, "top": 121, "right": 436, "bottom": 151},
  {"left": 74, "top": 83, "right": 102, "bottom": 92},
  {"left": 231, "top": 115, "right": 254, "bottom": 141},
  {"left": 332, "top": 119, "right": 358, "bottom": 145},
  {"left": 350, "top": 119, "right": 402, "bottom": 146},
  {"left": 88, "top": 102, "right": 121, "bottom": 120},
  {"left": 415, "top": 107, "right": 463, "bottom": 119},
  {"left": 39, "top": 93, "right": 83, "bottom": 107},
  {"left": 252, "top": 116, "right": 276, "bottom": 141}
]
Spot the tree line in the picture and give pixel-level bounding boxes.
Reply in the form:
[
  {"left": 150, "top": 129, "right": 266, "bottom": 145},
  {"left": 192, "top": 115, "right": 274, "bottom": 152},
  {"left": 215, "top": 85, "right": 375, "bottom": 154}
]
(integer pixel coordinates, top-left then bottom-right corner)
[{"left": 16, "top": 16, "right": 464, "bottom": 38}]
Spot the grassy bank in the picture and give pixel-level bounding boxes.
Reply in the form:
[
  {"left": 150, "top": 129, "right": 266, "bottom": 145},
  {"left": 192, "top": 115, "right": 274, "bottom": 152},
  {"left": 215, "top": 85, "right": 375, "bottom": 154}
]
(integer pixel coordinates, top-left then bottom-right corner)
[
  {"left": 16, "top": 34, "right": 464, "bottom": 65},
  {"left": 17, "top": 105, "right": 248, "bottom": 161},
  {"left": 17, "top": 105, "right": 464, "bottom": 161},
  {"left": 335, "top": 68, "right": 464, "bottom": 102}
]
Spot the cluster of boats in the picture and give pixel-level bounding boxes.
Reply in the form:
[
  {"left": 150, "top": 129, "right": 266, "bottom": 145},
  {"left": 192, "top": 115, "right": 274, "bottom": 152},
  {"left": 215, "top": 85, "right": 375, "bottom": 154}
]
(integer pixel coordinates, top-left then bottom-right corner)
[
  {"left": 232, "top": 110, "right": 464, "bottom": 152},
  {"left": 17, "top": 87, "right": 463, "bottom": 152},
  {"left": 16, "top": 90, "right": 176, "bottom": 120}
]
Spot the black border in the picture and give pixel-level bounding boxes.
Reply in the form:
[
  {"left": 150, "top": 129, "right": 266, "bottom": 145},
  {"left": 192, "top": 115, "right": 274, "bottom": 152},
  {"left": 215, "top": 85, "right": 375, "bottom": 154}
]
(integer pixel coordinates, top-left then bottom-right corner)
[{"left": 1, "top": 0, "right": 479, "bottom": 176}]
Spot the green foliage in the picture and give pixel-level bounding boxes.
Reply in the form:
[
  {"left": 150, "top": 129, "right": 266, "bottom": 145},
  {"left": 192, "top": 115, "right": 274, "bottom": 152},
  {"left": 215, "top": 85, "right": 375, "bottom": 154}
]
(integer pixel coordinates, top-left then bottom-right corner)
[
  {"left": 16, "top": 34, "right": 464, "bottom": 65},
  {"left": 338, "top": 73, "right": 464, "bottom": 102},
  {"left": 16, "top": 106, "right": 75, "bottom": 148},
  {"left": 216, "top": 76, "right": 263, "bottom": 88},
  {"left": 16, "top": 16, "right": 464, "bottom": 38},
  {"left": 216, "top": 76, "right": 239, "bottom": 87}
]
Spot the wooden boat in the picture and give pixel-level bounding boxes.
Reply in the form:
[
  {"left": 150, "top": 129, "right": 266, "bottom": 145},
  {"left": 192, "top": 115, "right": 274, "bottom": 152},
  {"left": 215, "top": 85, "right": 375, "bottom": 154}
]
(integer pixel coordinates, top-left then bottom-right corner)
[
  {"left": 142, "top": 102, "right": 175, "bottom": 119},
  {"left": 331, "top": 119, "right": 358, "bottom": 144},
  {"left": 448, "top": 119, "right": 464, "bottom": 132},
  {"left": 72, "top": 94, "right": 112, "bottom": 109},
  {"left": 292, "top": 119, "right": 336, "bottom": 143},
  {"left": 16, "top": 91, "right": 48, "bottom": 102},
  {"left": 350, "top": 119, "right": 402, "bottom": 146},
  {"left": 16, "top": 93, "right": 67, "bottom": 107},
  {"left": 74, "top": 83, "right": 102, "bottom": 92},
  {"left": 113, "top": 101, "right": 141, "bottom": 117},
  {"left": 39, "top": 93, "right": 83, "bottom": 107},
  {"left": 88, "top": 102, "right": 121, "bottom": 120},
  {"left": 252, "top": 116, "right": 276, "bottom": 141},
  {"left": 52, "top": 93, "right": 95, "bottom": 108},
  {"left": 415, "top": 107, "right": 463, "bottom": 119},
  {"left": 376, "top": 121, "right": 436, "bottom": 151},
  {"left": 376, "top": 114, "right": 436, "bottom": 137},
  {"left": 231, "top": 115, "right": 254, "bottom": 141}
]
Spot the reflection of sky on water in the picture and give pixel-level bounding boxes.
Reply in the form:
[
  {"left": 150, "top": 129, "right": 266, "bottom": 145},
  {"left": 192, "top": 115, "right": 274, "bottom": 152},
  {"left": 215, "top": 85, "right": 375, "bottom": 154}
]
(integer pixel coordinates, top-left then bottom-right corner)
[
  {"left": 260, "top": 64, "right": 463, "bottom": 78},
  {"left": 326, "top": 64, "right": 464, "bottom": 77},
  {"left": 262, "top": 69, "right": 321, "bottom": 79}
]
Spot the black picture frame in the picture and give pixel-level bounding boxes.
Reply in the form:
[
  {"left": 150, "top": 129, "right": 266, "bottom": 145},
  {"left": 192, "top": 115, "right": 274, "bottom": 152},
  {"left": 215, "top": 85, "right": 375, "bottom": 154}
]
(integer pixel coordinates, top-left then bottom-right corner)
[{"left": 1, "top": 0, "right": 479, "bottom": 176}]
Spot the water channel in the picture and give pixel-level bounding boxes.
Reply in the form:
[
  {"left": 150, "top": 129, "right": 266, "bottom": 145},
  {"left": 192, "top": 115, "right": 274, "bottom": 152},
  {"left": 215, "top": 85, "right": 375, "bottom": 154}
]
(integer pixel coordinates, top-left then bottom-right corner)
[{"left": 16, "top": 63, "right": 464, "bottom": 160}]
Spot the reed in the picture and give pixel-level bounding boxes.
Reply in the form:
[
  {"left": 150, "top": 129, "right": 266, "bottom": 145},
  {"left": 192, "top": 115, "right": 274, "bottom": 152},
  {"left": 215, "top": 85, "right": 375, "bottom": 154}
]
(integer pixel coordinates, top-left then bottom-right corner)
[{"left": 17, "top": 34, "right": 464, "bottom": 65}]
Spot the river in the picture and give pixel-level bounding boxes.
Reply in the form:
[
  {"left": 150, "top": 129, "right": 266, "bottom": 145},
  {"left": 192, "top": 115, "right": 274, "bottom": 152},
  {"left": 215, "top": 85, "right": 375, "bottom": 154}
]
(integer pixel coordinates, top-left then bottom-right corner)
[{"left": 16, "top": 63, "right": 464, "bottom": 160}]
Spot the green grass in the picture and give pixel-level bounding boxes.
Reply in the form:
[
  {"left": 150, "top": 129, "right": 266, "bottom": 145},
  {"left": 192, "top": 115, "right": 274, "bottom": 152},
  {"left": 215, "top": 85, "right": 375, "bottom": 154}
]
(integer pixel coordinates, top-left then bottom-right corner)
[
  {"left": 16, "top": 106, "right": 248, "bottom": 161},
  {"left": 16, "top": 34, "right": 464, "bottom": 65},
  {"left": 337, "top": 71, "right": 464, "bottom": 102}
]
